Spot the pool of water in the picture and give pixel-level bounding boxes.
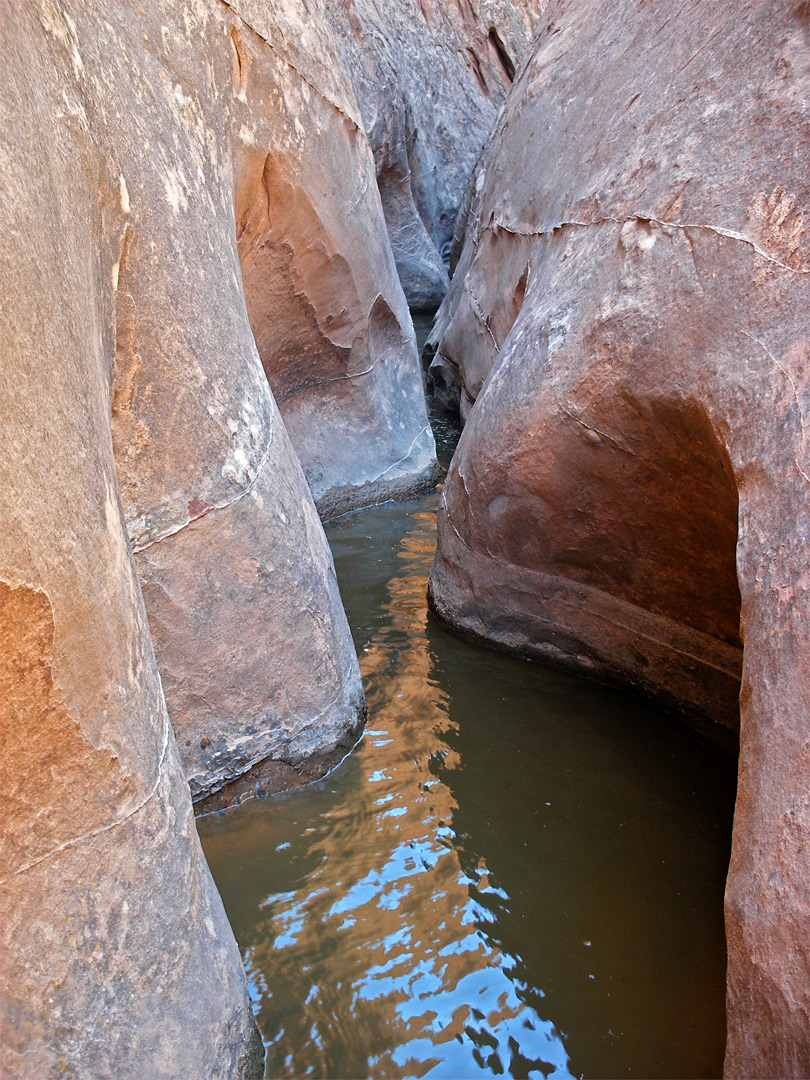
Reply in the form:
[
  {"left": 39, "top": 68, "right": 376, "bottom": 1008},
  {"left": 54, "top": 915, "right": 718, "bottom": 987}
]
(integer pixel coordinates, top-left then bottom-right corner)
[{"left": 198, "top": 484, "right": 737, "bottom": 1079}]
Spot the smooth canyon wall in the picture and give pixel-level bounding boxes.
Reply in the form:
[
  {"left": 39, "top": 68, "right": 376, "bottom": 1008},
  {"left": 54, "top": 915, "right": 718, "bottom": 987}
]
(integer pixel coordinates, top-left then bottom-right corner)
[
  {"left": 330, "top": 0, "right": 541, "bottom": 311},
  {"left": 0, "top": 4, "right": 261, "bottom": 1074},
  {"left": 428, "top": 1, "right": 810, "bottom": 1075},
  {"left": 0, "top": 0, "right": 491, "bottom": 1072}
]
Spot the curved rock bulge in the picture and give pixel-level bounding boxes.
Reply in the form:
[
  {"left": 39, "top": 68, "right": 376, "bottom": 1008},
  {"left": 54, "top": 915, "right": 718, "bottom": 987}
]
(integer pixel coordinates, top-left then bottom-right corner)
[
  {"left": 0, "top": 8, "right": 258, "bottom": 1070},
  {"left": 429, "top": 1, "right": 810, "bottom": 1074},
  {"left": 97, "top": 0, "right": 368, "bottom": 802},
  {"left": 235, "top": 132, "right": 437, "bottom": 518}
]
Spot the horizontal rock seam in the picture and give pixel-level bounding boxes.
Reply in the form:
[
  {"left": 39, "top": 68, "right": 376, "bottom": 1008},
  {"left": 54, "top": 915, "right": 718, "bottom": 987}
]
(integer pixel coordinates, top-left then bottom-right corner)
[
  {"left": 131, "top": 428, "right": 276, "bottom": 554},
  {"left": 488, "top": 213, "right": 810, "bottom": 275}
]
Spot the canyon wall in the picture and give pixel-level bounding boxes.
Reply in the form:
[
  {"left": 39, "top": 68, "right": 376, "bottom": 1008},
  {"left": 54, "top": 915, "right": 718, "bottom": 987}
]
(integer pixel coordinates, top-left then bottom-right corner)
[
  {"left": 7, "top": 0, "right": 467, "bottom": 810},
  {"left": 229, "top": 0, "right": 437, "bottom": 517},
  {"left": 101, "top": 0, "right": 369, "bottom": 800},
  {"left": 329, "top": 0, "right": 541, "bottom": 311},
  {"left": 230, "top": 0, "right": 541, "bottom": 512},
  {"left": 0, "top": 5, "right": 260, "bottom": 1074},
  {"left": 428, "top": 1, "right": 810, "bottom": 1075},
  {"left": 2, "top": 0, "right": 479, "bottom": 1069}
]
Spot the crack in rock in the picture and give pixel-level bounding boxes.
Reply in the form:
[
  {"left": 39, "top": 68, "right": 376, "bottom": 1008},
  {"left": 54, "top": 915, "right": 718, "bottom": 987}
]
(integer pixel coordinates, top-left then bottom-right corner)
[
  {"left": 557, "top": 403, "right": 640, "bottom": 457},
  {"left": 131, "top": 429, "right": 276, "bottom": 554},
  {"left": 374, "top": 424, "right": 432, "bottom": 481},
  {"left": 742, "top": 329, "right": 810, "bottom": 486},
  {"left": 465, "top": 278, "right": 500, "bottom": 352},
  {"left": 219, "top": 0, "right": 363, "bottom": 133},
  {"left": 489, "top": 214, "right": 810, "bottom": 274},
  {"left": 0, "top": 708, "right": 172, "bottom": 885}
]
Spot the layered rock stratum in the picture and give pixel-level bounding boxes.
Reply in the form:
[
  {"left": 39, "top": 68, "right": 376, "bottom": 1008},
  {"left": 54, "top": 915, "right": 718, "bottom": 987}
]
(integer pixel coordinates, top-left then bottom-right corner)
[{"left": 429, "top": 1, "right": 810, "bottom": 1075}]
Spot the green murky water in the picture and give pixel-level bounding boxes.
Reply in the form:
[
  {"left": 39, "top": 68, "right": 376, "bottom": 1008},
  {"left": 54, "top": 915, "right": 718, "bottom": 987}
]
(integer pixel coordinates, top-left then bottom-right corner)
[
  {"left": 200, "top": 310, "right": 736, "bottom": 1078},
  {"left": 199, "top": 489, "right": 736, "bottom": 1079}
]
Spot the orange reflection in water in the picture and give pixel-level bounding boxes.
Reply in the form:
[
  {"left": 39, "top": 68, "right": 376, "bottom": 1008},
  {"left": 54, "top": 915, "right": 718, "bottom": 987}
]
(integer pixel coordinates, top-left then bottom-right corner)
[{"left": 200, "top": 500, "right": 570, "bottom": 1079}]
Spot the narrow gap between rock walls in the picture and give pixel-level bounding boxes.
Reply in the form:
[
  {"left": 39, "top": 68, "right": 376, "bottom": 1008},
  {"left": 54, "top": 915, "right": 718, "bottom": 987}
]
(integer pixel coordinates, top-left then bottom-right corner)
[{"left": 198, "top": 308, "right": 737, "bottom": 1080}]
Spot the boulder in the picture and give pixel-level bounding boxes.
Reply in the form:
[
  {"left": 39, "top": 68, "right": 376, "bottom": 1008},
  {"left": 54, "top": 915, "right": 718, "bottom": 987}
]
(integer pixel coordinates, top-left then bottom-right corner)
[
  {"left": 428, "top": 1, "right": 810, "bottom": 1074},
  {"left": 0, "top": 5, "right": 259, "bottom": 1073}
]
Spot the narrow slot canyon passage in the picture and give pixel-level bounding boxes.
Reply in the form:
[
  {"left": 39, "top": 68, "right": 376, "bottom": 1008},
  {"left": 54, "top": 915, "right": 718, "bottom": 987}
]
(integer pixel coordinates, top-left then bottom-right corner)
[
  {"left": 198, "top": 318, "right": 738, "bottom": 1080},
  {"left": 6, "top": 4, "right": 810, "bottom": 1077}
]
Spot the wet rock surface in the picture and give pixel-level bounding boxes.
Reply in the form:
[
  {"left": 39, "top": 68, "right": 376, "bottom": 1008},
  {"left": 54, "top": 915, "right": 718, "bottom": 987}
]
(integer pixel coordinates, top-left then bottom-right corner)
[{"left": 429, "top": 1, "right": 810, "bottom": 1074}]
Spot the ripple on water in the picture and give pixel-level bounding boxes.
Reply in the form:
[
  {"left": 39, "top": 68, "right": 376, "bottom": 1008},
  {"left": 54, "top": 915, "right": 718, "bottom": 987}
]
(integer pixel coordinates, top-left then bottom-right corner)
[{"left": 199, "top": 491, "right": 735, "bottom": 1080}]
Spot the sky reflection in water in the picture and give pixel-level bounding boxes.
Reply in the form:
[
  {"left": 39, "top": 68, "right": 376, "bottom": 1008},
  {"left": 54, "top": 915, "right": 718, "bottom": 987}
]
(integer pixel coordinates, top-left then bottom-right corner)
[{"left": 199, "top": 495, "right": 736, "bottom": 1079}]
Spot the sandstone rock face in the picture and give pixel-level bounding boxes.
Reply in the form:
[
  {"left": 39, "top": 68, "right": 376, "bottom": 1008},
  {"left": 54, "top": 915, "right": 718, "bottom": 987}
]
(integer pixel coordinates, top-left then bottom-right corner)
[
  {"left": 332, "top": 0, "right": 541, "bottom": 311},
  {"left": 26, "top": 0, "right": 479, "bottom": 804},
  {"left": 98, "top": 0, "right": 367, "bottom": 797},
  {"left": 0, "top": 6, "right": 259, "bottom": 1074},
  {"left": 428, "top": 2, "right": 810, "bottom": 1075},
  {"left": 230, "top": 0, "right": 437, "bottom": 516},
  {"left": 24, "top": 0, "right": 469, "bottom": 802}
]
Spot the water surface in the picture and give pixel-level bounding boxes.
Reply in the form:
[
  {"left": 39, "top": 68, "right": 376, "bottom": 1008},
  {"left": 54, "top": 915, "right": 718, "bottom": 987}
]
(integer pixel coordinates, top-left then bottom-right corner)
[{"left": 199, "top": 488, "right": 736, "bottom": 1079}]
